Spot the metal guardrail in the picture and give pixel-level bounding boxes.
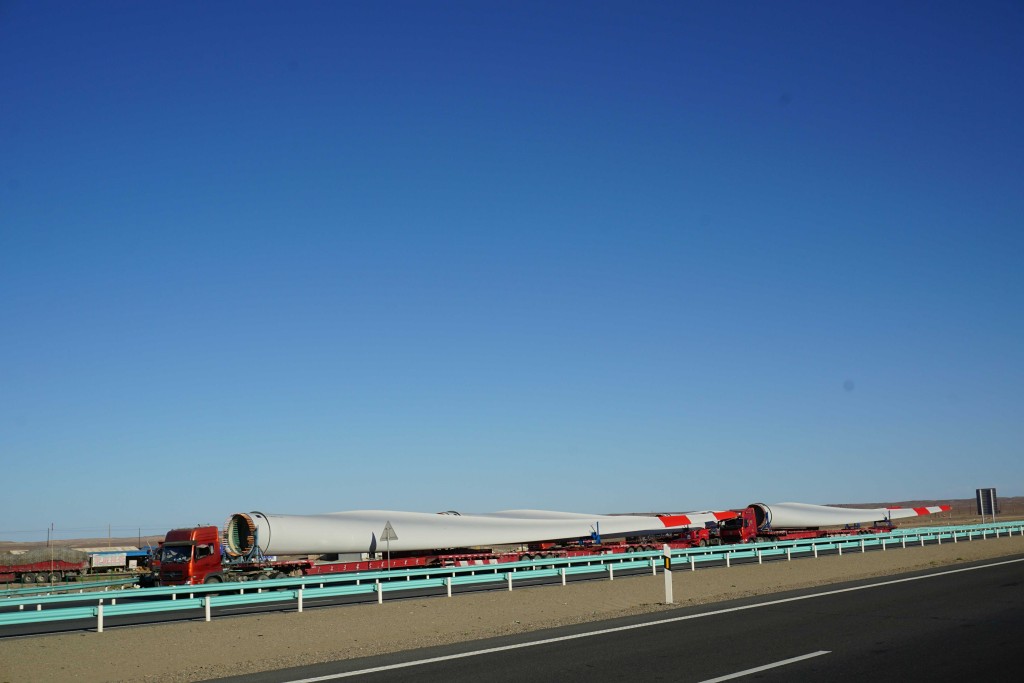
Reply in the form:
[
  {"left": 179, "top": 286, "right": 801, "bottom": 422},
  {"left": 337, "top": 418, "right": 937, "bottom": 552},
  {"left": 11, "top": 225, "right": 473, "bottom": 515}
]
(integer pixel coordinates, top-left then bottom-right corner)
[
  {"left": 0, "top": 577, "right": 137, "bottom": 599},
  {"left": 2, "top": 520, "right": 1021, "bottom": 632}
]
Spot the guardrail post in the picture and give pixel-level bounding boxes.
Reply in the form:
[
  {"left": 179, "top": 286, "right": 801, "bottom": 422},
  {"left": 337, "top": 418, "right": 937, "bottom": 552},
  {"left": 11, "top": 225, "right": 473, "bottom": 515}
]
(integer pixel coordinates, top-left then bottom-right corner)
[
  {"left": 96, "top": 603, "right": 103, "bottom": 633},
  {"left": 297, "top": 589, "right": 303, "bottom": 612},
  {"left": 507, "top": 573, "right": 513, "bottom": 591},
  {"left": 937, "top": 534, "right": 942, "bottom": 545},
  {"left": 757, "top": 549, "right": 762, "bottom": 565},
  {"left": 204, "top": 595, "right": 211, "bottom": 622},
  {"left": 813, "top": 544, "right": 818, "bottom": 558},
  {"left": 651, "top": 559, "right": 657, "bottom": 576},
  {"left": 860, "top": 539, "right": 865, "bottom": 553},
  {"left": 920, "top": 537, "right": 925, "bottom": 547},
  {"left": 953, "top": 531, "right": 958, "bottom": 543},
  {"left": 838, "top": 544, "right": 843, "bottom": 556},
  {"left": 725, "top": 551, "right": 731, "bottom": 568},
  {"left": 446, "top": 577, "right": 452, "bottom": 597},
  {"left": 561, "top": 567, "right": 567, "bottom": 586},
  {"left": 662, "top": 545, "right": 673, "bottom": 604},
  {"left": 901, "top": 537, "right": 906, "bottom": 549},
  {"left": 691, "top": 556, "right": 696, "bottom": 572},
  {"left": 983, "top": 530, "right": 987, "bottom": 540},
  {"left": 376, "top": 581, "right": 382, "bottom": 604}
]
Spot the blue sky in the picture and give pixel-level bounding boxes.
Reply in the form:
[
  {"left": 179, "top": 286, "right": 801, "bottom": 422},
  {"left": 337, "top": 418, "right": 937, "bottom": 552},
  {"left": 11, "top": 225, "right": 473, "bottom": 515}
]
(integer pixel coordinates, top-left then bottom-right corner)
[{"left": 2, "top": 1, "right": 1021, "bottom": 541}]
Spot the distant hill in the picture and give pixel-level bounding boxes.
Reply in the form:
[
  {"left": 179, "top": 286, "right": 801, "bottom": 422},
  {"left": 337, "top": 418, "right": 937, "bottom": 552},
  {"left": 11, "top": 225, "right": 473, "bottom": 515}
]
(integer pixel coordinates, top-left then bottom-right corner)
[{"left": 0, "top": 535, "right": 165, "bottom": 554}]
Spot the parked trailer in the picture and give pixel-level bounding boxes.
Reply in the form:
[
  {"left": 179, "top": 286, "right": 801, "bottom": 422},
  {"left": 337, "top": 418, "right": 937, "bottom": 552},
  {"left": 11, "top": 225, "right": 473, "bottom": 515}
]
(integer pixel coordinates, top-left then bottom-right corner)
[{"left": 0, "top": 549, "right": 89, "bottom": 584}]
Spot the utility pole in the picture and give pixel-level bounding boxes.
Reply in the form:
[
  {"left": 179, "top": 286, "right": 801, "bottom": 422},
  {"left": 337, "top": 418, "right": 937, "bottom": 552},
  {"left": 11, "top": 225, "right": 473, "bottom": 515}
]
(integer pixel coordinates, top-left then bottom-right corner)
[{"left": 48, "top": 523, "right": 54, "bottom": 586}]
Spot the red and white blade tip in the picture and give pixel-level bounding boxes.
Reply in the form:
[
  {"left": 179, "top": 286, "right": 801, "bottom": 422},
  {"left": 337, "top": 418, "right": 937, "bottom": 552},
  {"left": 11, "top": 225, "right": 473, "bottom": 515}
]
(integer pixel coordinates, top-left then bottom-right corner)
[{"left": 886, "top": 505, "right": 951, "bottom": 515}]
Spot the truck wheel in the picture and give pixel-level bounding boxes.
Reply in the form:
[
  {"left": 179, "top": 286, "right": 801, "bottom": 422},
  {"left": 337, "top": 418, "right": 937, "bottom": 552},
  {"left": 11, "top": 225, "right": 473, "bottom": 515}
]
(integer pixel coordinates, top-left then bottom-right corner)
[
  {"left": 698, "top": 540, "right": 707, "bottom": 547},
  {"left": 204, "top": 575, "right": 222, "bottom": 584}
]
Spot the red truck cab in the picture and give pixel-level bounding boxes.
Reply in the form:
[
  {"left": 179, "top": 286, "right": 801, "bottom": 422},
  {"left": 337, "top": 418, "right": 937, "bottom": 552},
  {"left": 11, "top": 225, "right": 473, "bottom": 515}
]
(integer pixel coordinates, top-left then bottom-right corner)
[
  {"left": 719, "top": 507, "right": 758, "bottom": 543},
  {"left": 678, "top": 524, "right": 722, "bottom": 547},
  {"left": 158, "top": 526, "right": 222, "bottom": 585}
]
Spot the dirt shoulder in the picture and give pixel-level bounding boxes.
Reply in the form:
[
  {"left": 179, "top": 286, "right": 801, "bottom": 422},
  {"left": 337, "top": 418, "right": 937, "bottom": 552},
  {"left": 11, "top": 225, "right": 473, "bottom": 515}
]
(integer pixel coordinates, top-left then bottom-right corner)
[{"left": 2, "top": 534, "right": 1023, "bottom": 683}]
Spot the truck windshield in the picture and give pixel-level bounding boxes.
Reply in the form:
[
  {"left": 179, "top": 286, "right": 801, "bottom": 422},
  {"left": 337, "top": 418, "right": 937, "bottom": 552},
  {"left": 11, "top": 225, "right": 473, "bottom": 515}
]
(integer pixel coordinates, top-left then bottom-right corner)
[{"left": 162, "top": 546, "right": 193, "bottom": 564}]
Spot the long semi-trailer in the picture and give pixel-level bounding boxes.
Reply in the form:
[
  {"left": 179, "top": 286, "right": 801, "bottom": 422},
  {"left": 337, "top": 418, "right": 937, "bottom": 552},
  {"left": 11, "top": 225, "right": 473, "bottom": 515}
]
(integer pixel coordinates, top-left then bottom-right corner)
[
  {"left": 156, "top": 523, "right": 725, "bottom": 586},
  {"left": 719, "top": 502, "right": 952, "bottom": 544},
  {"left": 156, "top": 508, "right": 737, "bottom": 586}
]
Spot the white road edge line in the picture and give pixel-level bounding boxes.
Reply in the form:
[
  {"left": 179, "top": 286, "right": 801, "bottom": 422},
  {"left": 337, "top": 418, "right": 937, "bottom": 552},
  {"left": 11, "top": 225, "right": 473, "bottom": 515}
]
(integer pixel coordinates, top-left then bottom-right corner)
[
  {"left": 697, "top": 650, "right": 831, "bottom": 682},
  {"left": 285, "top": 557, "right": 1024, "bottom": 682}
]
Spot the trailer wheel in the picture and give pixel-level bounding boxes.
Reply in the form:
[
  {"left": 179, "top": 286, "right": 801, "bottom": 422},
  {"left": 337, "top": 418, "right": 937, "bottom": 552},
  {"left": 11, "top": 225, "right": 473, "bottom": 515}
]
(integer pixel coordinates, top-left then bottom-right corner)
[
  {"left": 46, "top": 572, "right": 60, "bottom": 583},
  {"left": 21, "top": 573, "right": 37, "bottom": 584}
]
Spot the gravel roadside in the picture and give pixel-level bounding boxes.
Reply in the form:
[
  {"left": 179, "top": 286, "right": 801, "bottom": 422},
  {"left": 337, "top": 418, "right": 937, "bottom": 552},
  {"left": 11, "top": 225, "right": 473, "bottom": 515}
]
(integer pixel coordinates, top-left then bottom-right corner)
[{"left": 2, "top": 535, "right": 1022, "bottom": 683}]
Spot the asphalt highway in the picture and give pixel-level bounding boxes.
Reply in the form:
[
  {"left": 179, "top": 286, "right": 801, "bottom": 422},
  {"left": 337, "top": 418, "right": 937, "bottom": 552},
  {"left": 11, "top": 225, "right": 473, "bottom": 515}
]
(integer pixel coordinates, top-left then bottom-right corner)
[{"left": 212, "top": 556, "right": 1024, "bottom": 683}]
